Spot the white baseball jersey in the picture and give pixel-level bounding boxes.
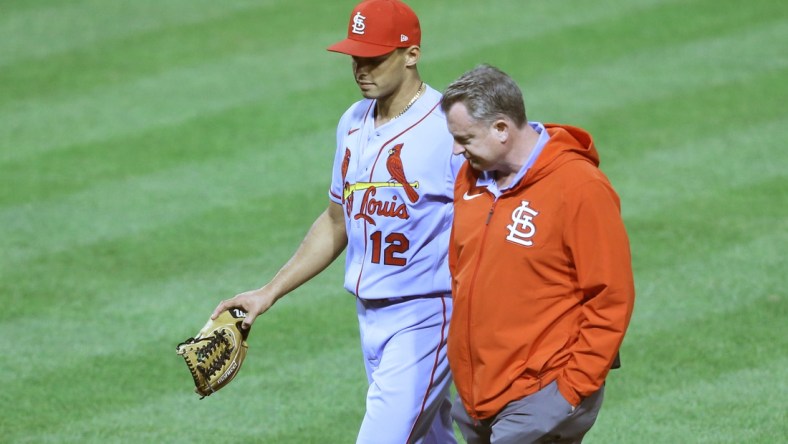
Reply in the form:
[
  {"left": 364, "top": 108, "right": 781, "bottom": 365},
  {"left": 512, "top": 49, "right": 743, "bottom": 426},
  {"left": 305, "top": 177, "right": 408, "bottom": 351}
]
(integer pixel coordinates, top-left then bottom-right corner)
[{"left": 329, "top": 86, "right": 463, "bottom": 299}]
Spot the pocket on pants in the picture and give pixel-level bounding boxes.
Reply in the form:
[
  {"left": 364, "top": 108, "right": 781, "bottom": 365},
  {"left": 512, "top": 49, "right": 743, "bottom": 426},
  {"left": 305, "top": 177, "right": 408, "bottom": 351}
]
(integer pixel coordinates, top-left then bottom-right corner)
[
  {"left": 492, "top": 381, "right": 575, "bottom": 442},
  {"left": 501, "top": 381, "right": 571, "bottom": 425},
  {"left": 545, "top": 380, "right": 575, "bottom": 417},
  {"left": 550, "top": 384, "right": 576, "bottom": 416}
]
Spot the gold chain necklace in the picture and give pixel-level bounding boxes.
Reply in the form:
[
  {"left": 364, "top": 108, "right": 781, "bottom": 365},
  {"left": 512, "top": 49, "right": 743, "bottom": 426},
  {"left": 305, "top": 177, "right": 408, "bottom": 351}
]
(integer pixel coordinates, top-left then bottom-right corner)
[{"left": 389, "top": 82, "right": 425, "bottom": 120}]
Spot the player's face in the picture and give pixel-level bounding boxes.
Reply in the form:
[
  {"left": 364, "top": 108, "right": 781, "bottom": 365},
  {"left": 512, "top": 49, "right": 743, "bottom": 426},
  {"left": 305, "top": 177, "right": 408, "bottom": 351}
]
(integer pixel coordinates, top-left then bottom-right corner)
[
  {"left": 446, "top": 102, "right": 505, "bottom": 171},
  {"left": 352, "top": 49, "right": 407, "bottom": 99}
]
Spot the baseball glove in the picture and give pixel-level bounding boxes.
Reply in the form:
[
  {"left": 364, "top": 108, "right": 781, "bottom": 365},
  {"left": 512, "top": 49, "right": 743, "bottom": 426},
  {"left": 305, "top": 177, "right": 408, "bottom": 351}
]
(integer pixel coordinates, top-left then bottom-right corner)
[{"left": 176, "top": 308, "right": 249, "bottom": 398}]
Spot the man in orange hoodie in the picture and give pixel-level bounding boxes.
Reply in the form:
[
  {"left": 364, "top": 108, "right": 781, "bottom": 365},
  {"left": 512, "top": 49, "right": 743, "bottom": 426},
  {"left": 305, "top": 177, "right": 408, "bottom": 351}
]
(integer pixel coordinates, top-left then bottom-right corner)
[{"left": 441, "top": 64, "right": 635, "bottom": 443}]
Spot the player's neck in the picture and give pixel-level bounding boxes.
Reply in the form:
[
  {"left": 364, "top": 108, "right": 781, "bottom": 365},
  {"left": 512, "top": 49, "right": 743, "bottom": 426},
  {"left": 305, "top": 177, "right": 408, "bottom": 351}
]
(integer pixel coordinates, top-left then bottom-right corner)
[{"left": 375, "top": 80, "right": 425, "bottom": 127}]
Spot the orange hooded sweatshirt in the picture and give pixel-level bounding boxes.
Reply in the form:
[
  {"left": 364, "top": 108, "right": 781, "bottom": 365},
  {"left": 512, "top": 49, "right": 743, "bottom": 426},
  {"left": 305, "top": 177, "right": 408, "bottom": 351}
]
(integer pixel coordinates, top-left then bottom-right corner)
[{"left": 448, "top": 123, "right": 635, "bottom": 420}]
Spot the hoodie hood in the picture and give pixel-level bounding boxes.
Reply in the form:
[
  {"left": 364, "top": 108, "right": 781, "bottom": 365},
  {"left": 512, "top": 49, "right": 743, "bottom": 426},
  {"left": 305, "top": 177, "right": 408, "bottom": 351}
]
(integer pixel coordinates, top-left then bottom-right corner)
[
  {"left": 463, "top": 123, "right": 599, "bottom": 194},
  {"left": 521, "top": 123, "right": 599, "bottom": 187}
]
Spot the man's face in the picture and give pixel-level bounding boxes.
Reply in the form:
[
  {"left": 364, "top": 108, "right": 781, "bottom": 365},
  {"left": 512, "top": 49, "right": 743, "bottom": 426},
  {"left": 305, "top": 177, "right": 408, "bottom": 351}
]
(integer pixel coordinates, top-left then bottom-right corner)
[
  {"left": 352, "top": 49, "right": 407, "bottom": 99},
  {"left": 446, "top": 102, "right": 502, "bottom": 171}
]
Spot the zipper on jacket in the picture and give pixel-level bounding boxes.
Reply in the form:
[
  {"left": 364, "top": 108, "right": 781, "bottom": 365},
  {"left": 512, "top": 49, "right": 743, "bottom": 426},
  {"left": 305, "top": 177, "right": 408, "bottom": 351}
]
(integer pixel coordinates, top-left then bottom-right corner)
[
  {"left": 485, "top": 204, "right": 495, "bottom": 224},
  {"left": 465, "top": 198, "right": 497, "bottom": 419}
]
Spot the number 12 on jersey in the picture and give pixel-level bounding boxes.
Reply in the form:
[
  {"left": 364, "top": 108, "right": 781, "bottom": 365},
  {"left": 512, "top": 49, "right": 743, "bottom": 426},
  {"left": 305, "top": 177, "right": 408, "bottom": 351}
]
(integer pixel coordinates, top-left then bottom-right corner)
[{"left": 369, "top": 231, "right": 410, "bottom": 266}]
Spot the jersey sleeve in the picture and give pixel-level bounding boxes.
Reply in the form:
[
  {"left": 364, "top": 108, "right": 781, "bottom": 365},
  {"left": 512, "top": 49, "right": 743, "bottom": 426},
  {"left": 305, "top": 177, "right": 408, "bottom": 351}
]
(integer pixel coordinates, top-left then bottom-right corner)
[{"left": 328, "top": 108, "right": 354, "bottom": 205}]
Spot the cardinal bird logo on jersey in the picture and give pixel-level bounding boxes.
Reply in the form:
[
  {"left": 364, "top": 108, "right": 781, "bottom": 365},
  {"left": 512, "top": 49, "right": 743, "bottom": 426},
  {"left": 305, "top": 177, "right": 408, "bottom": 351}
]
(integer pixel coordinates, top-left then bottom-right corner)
[
  {"left": 386, "top": 143, "right": 419, "bottom": 203},
  {"left": 341, "top": 148, "right": 354, "bottom": 216},
  {"left": 341, "top": 147, "right": 351, "bottom": 185}
]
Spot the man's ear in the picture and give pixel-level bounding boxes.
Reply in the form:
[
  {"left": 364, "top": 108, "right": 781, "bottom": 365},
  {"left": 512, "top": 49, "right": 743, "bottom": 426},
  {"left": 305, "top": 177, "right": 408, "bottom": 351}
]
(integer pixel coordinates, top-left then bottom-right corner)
[
  {"left": 493, "top": 120, "right": 510, "bottom": 142},
  {"left": 404, "top": 46, "right": 421, "bottom": 67}
]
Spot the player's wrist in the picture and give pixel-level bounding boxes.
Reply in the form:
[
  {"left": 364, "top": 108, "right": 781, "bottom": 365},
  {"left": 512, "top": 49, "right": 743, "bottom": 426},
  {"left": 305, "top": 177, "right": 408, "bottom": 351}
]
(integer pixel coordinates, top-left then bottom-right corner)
[{"left": 255, "top": 283, "right": 285, "bottom": 303}]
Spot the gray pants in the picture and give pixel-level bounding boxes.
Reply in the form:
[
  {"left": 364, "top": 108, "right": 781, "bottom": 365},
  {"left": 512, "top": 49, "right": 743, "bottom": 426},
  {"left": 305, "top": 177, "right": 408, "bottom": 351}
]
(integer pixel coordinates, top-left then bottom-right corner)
[{"left": 452, "top": 380, "right": 604, "bottom": 444}]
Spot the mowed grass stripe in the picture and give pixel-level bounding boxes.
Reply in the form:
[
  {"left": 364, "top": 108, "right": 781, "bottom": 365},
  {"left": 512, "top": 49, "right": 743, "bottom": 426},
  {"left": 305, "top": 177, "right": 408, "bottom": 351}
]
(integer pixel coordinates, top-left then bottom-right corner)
[
  {"left": 612, "top": 116, "right": 785, "bottom": 215},
  {"left": 1, "top": 309, "right": 365, "bottom": 443},
  {"left": 0, "top": 41, "right": 346, "bottom": 164},
  {"left": 523, "top": 18, "right": 786, "bottom": 123},
  {"left": 39, "top": 349, "right": 366, "bottom": 444},
  {"left": 591, "top": 358, "right": 787, "bottom": 443},
  {"left": 1, "top": 258, "right": 356, "bottom": 396},
  {"left": 438, "top": 0, "right": 779, "bottom": 88},
  {"left": 626, "top": 205, "right": 785, "bottom": 322},
  {"left": 7, "top": 265, "right": 354, "bottom": 367},
  {"left": 422, "top": 0, "right": 686, "bottom": 83},
  {"left": 0, "top": 81, "right": 346, "bottom": 206},
  {"left": 610, "top": 296, "right": 786, "bottom": 443},
  {"left": 0, "top": 0, "right": 274, "bottom": 66},
  {"left": 0, "top": 0, "right": 347, "bottom": 104},
  {"left": 0, "top": 182, "right": 332, "bottom": 315},
  {"left": 0, "top": 123, "right": 335, "bottom": 265},
  {"left": 0, "top": 235, "right": 349, "bottom": 381},
  {"left": 0, "top": 284, "right": 362, "bottom": 439},
  {"left": 586, "top": 67, "right": 785, "bottom": 169},
  {"left": 618, "top": 294, "right": 785, "bottom": 396}
]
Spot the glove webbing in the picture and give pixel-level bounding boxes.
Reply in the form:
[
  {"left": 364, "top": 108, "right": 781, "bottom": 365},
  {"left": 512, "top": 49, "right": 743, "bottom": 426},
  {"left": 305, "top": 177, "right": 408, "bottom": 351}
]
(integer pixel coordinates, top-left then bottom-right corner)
[{"left": 197, "top": 330, "right": 231, "bottom": 364}]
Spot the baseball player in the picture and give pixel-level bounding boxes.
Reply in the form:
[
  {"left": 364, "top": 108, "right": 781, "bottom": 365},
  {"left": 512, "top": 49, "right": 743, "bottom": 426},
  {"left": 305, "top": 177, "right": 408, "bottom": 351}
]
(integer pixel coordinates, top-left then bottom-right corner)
[{"left": 212, "top": 1, "right": 462, "bottom": 443}]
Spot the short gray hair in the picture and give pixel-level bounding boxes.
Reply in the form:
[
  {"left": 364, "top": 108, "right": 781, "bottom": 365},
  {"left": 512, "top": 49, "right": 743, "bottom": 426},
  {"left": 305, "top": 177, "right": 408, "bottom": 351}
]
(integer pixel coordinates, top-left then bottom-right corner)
[{"left": 441, "top": 64, "right": 527, "bottom": 127}]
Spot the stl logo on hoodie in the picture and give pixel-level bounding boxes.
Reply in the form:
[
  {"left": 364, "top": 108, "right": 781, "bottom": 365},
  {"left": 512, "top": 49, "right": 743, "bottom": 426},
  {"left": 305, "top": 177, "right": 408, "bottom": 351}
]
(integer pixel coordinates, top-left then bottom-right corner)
[{"left": 506, "top": 200, "right": 539, "bottom": 247}]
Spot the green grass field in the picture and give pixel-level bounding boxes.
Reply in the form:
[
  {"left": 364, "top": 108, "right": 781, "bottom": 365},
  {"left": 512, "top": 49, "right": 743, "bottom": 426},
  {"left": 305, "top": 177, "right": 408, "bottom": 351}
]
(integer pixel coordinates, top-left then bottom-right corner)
[{"left": 2, "top": 0, "right": 786, "bottom": 442}]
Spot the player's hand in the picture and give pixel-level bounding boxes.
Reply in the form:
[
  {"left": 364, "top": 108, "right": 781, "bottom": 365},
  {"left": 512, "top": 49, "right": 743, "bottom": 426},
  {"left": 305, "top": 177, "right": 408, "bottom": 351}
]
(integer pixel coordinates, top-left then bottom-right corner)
[{"left": 211, "top": 287, "right": 276, "bottom": 330}]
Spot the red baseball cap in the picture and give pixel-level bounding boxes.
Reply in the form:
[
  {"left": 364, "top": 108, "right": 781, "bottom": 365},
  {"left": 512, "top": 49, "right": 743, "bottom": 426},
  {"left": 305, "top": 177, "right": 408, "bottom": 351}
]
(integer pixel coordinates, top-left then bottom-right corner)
[{"left": 327, "top": 0, "right": 421, "bottom": 57}]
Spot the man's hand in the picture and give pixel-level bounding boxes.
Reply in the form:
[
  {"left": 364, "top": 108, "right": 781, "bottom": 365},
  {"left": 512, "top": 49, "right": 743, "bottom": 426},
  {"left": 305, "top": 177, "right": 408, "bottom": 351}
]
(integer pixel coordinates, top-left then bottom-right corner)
[{"left": 211, "top": 287, "right": 277, "bottom": 330}]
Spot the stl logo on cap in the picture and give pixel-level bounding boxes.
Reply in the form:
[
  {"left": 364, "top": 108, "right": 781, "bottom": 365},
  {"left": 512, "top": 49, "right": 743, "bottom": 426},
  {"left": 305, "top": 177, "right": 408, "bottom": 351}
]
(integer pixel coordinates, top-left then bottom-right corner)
[
  {"left": 351, "top": 12, "right": 366, "bottom": 35},
  {"left": 327, "top": 0, "right": 421, "bottom": 58}
]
